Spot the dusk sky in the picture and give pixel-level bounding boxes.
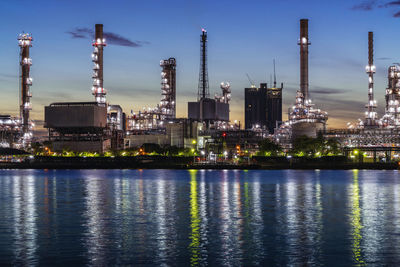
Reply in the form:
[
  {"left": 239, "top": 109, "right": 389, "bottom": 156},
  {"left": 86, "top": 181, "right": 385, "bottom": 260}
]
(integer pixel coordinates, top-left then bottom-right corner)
[{"left": 1, "top": 0, "right": 400, "bottom": 130}]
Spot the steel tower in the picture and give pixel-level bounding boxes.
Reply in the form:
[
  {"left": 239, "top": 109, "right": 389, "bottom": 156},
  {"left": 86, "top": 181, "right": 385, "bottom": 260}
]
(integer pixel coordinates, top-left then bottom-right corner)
[
  {"left": 92, "top": 24, "right": 107, "bottom": 105},
  {"left": 364, "top": 31, "right": 377, "bottom": 127},
  {"left": 18, "top": 33, "right": 33, "bottom": 138},
  {"left": 197, "top": 29, "right": 209, "bottom": 100}
]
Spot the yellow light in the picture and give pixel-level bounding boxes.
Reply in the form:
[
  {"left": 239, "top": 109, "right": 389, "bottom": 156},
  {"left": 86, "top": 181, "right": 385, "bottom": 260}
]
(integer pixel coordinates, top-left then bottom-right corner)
[{"left": 192, "top": 140, "right": 197, "bottom": 144}]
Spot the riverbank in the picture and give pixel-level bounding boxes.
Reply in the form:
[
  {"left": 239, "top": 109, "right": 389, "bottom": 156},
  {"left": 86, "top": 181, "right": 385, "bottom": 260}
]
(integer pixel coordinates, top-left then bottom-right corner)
[{"left": 0, "top": 156, "right": 398, "bottom": 169}]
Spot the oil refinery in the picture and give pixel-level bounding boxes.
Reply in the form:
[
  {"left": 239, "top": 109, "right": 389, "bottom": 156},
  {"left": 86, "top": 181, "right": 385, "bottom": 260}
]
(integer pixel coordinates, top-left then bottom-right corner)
[{"left": 1, "top": 19, "right": 400, "bottom": 162}]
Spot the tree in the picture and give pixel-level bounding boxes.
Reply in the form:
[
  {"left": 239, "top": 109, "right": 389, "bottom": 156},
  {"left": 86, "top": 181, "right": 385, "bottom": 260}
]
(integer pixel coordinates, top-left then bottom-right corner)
[
  {"left": 257, "top": 139, "right": 282, "bottom": 156},
  {"left": 141, "top": 143, "right": 163, "bottom": 155},
  {"left": 292, "top": 135, "right": 341, "bottom": 157}
]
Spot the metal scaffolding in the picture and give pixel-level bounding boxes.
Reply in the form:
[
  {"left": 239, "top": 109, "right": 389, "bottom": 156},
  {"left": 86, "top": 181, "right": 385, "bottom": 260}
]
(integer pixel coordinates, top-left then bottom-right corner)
[{"left": 160, "top": 58, "right": 176, "bottom": 120}]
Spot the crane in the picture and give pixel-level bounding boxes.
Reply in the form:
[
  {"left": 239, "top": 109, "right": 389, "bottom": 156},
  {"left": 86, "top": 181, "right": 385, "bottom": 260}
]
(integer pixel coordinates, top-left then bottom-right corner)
[{"left": 246, "top": 73, "right": 256, "bottom": 88}]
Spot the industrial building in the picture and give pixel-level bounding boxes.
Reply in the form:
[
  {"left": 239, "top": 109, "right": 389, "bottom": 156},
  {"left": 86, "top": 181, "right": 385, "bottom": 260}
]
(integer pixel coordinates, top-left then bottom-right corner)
[
  {"left": 44, "top": 102, "right": 109, "bottom": 152},
  {"left": 245, "top": 81, "right": 283, "bottom": 133}
]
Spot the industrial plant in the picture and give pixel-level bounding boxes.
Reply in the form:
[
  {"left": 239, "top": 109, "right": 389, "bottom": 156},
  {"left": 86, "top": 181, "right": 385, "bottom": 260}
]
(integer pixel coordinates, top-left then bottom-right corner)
[{"left": 1, "top": 19, "right": 400, "bottom": 163}]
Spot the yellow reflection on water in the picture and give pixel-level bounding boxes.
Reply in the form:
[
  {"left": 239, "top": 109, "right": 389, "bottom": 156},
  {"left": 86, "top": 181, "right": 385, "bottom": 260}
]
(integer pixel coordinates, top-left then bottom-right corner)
[
  {"left": 189, "top": 170, "right": 200, "bottom": 266},
  {"left": 351, "top": 169, "right": 365, "bottom": 266}
]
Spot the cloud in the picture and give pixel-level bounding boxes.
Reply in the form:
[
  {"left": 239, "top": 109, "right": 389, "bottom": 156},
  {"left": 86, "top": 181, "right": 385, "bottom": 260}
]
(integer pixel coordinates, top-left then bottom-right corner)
[
  {"left": 380, "top": 0, "right": 400, "bottom": 7},
  {"left": 66, "top": 27, "right": 149, "bottom": 48},
  {"left": 311, "top": 89, "right": 346, "bottom": 95},
  {"left": 0, "top": 73, "right": 17, "bottom": 78},
  {"left": 352, "top": 0, "right": 400, "bottom": 18},
  {"left": 352, "top": 0, "right": 377, "bottom": 10},
  {"left": 376, "top": 57, "right": 392, "bottom": 60}
]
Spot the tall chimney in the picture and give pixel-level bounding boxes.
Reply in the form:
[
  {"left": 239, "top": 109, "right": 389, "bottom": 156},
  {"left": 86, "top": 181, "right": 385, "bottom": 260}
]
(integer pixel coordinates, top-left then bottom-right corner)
[
  {"left": 365, "top": 31, "right": 377, "bottom": 127},
  {"left": 92, "top": 24, "right": 107, "bottom": 104},
  {"left": 299, "top": 19, "right": 310, "bottom": 100},
  {"left": 18, "top": 33, "right": 33, "bottom": 138}
]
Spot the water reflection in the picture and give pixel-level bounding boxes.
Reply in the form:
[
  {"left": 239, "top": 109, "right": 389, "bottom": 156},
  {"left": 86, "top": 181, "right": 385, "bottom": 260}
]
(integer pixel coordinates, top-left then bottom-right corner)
[
  {"left": 350, "top": 170, "right": 364, "bottom": 265},
  {"left": 0, "top": 169, "right": 400, "bottom": 265},
  {"left": 12, "top": 173, "right": 37, "bottom": 265},
  {"left": 84, "top": 174, "right": 110, "bottom": 266},
  {"left": 189, "top": 170, "right": 200, "bottom": 266}
]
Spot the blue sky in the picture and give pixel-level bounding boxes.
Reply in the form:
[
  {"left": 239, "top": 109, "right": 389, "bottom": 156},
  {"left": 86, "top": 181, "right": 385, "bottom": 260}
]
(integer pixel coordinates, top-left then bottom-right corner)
[{"left": 1, "top": 0, "right": 400, "bottom": 128}]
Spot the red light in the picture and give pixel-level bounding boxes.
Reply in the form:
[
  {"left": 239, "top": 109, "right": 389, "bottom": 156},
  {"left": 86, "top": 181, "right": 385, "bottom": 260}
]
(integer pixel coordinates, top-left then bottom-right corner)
[{"left": 222, "top": 132, "right": 226, "bottom": 137}]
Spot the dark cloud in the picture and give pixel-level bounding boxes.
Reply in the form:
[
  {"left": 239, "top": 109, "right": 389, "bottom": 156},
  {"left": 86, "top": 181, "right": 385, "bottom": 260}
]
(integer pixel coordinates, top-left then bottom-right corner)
[
  {"left": 0, "top": 73, "right": 17, "bottom": 78},
  {"left": 312, "top": 88, "right": 346, "bottom": 95},
  {"left": 352, "top": 0, "right": 377, "bottom": 10},
  {"left": 376, "top": 57, "right": 392, "bottom": 60},
  {"left": 66, "top": 27, "right": 149, "bottom": 48},
  {"left": 353, "top": 0, "right": 400, "bottom": 18},
  {"left": 380, "top": 0, "right": 400, "bottom": 7}
]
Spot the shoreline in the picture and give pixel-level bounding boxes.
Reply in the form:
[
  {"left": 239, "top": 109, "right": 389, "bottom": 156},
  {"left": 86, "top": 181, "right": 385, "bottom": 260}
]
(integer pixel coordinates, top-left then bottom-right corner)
[{"left": 0, "top": 156, "right": 398, "bottom": 170}]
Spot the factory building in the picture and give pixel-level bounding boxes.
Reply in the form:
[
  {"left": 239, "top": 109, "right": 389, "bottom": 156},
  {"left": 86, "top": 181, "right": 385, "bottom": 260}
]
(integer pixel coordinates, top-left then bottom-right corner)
[
  {"left": 44, "top": 102, "right": 109, "bottom": 152},
  {"left": 245, "top": 82, "right": 283, "bottom": 133},
  {"left": 124, "top": 119, "right": 200, "bottom": 149}
]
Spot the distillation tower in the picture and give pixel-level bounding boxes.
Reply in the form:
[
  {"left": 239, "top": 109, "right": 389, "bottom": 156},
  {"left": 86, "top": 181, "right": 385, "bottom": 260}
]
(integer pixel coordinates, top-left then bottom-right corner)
[
  {"left": 363, "top": 32, "right": 378, "bottom": 128},
  {"left": 160, "top": 58, "right": 176, "bottom": 120},
  {"left": 92, "top": 24, "right": 107, "bottom": 105},
  {"left": 18, "top": 33, "right": 34, "bottom": 143}
]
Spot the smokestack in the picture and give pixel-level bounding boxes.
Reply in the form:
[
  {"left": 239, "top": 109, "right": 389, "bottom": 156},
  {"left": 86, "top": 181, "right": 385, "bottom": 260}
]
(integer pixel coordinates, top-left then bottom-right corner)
[
  {"left": 92, "top": 24, "right": 107, "bottom": 104},
  {"left": 299, "top": 19, "right": 310, "bottom": 100}
]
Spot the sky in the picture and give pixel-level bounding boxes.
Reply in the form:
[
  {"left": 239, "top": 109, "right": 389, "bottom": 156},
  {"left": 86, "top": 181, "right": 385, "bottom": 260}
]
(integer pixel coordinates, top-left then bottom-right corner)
[{"left": 1, "top": 0, "right": 400, "bottom": 130}]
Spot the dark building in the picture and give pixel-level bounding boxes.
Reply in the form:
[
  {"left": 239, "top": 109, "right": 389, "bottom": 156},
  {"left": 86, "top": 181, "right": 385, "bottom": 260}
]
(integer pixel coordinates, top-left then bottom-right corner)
[
  {"left": 44, "top": 102, "right": 110, "bottom": 152},
  {"left": 245, "top": 83, "right": 283, "bottom": 133}
]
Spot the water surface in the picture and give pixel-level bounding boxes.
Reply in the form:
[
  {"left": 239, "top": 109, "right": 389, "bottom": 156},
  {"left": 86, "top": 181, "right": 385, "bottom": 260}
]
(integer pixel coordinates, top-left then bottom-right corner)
[{"left": 0, "top": 169, "right": 399, "bottom": 266}]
